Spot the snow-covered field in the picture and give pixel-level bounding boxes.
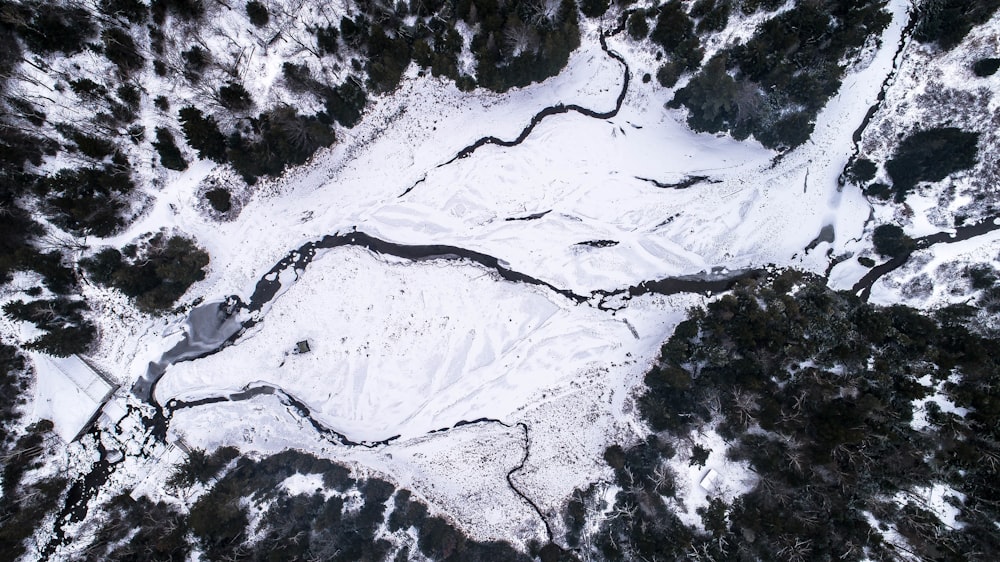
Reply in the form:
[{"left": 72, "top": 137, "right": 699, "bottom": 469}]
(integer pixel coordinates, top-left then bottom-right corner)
[{"left": 25, "top": 0, "right": 1000, "bottom": 552}]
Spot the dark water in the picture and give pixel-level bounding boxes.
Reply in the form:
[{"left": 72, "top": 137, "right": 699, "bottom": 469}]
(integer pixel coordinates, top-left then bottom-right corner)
[
  {"left": 132, "top": 299, "right": 244, "bottom": 401},
  {"left": 852, "top": 218, "right": 1000, "bottom": 300}
]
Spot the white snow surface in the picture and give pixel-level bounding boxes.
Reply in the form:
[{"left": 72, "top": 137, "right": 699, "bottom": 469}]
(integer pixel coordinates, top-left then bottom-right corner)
[
  {"left": 157, "top": 246, "right": 640, "bottom": 441},
  {"left": 140, "top": 4, "right": 909, "bottom": 439},
  {"left": 49, "top": 1, "right": 936, "bottom": 549},
  {"left": 30, "top": 354, "right": 114, "bottom": 442}
]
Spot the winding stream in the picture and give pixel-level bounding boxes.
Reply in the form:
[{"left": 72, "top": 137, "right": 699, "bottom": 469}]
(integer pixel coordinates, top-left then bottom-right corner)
[
  {"left": 399, "top": 30, "right": 630, "bottom": 197},
  {"left": 838, "top": 6, "right": 919, "bottom": 187},
  {"left": 54, "top": 14, "right": 910, "bottom": 550},
  {"left": 852, "top": 217, "right": 1000, "bottom": 300}
]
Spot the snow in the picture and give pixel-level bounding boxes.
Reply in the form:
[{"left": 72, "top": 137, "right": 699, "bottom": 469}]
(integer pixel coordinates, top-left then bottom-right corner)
[
  {"left": 869, "top": 227, "right": 1000, "bottom": 309},
  {"left": 280, "top": 472, "right": 329, "bottom": 497},
  {"left": 30, "top": 354, "right": 115, "bottom": 442},
  {"left": 156, "top": 245, "right": 641, "bottom": 442},
  {"left": 11, "top": 0, "right": 976, "bottom": 553},
  {"left": 896, "top": 485, "right": 966, "bottom": 530},
  {"left": 665, "top": 426, "right": 756, "bottom": 530},
  {"left": 910, "top": 376, "right": 970, "bottom": 432}
]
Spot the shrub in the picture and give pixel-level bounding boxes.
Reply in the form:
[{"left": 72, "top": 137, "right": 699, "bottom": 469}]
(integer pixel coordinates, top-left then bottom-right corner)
[
  {"left": 973, "top": 58, "right": 1000, "bottom": 77},
  {"left": 153, "top": 127, "right": 188, "bottom": 171},
  {"left": 885, "top": 127, "right": 979, "bottom": 200},
  {"left": 205, "top": 188, "right": 231, "bottom": 212},
  {"left": 218, "top": 82, "right": 252, "bottom": 111},
  {"left": 178, "top": 106, "right": 228, "bottom": 162},
  {"left": 627, "top": 11, "right": 649, "bottom": 40},
  {"left": 872, "top": 224, "right": 914, "bottom": 258},
  {"left": 102, "top": 27, "right": 145, "bottom": 74},
  {"left": 246, "top": 1, "right": 269, "bottom": 26}
]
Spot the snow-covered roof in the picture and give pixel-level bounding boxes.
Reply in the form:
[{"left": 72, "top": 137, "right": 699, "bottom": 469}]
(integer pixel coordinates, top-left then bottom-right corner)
[
  {"left": 31, "top": 354, "right": 116, "bottom": 442},
  {"left": 700, "top": 469, "right": 719, "bottom": 492}
]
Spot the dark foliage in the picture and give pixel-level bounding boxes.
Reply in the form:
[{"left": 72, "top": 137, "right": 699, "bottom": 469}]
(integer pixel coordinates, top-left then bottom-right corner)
[
  {"left": 246, "top": 1, "right": 269, "bottom": 27},
  {"left": 914, "top": 0, "right": 1000, "bottom": 51},
  {"left": 81, "top": 232, "right": 210, "bottom": 312},
  {"left": 226, "top": 107, "right": 336, "bottom": 183},
  {"left": 181, "top": 46, "right": 209, "bottom": 78},
  {"left": 690, "top": 0, "right": 731, "bottom": 34},
  {"left": 3, "top": 298, "right": 95, "bottom": 356},
  {"left": 69, "top": 78, "right": 108, "bottom": 100},
  {"left": 650, "top": 1, "right": 703, "bottom": 75},
  {"left": 25, "top": 251, "right": 76, "bottom": 294},
  {"left": 0, "top": 23, "right": 23, "bottom": 77},
  {"left": 205, "top": 187, "right": 231, "bottom": 212},
  {"left": 218, "top": 82, "right": 253, "bottom": 111},
  {"left": 0, "top": 344, "right": 28, "bottom": 448},
  {"left": 79, "top": 495, "right": 190, "bottom": 561},
  {"left": 884, "top": 127, "right": 979, "bottom": 200},
  {"left": 11, "top": 3, "right": 95, "bottom": 55},
  {"left": 0, "top": 193, "right": 45, "bottom": 286},
  {"left": 671, "top": 1, "right": 891, "bottom": 149},
  {"left": 151, "top": 0, "right": 205, "bottom": 24},
  {"left": 588, "top": 272, "right": 1000, "bottom": 561},
  {"left": 178, "top": 106, "right": 227, "bottom": 162},
  {"left": 153, "top": 127, "right": 188, "bottom": 171},
  {"left": 0, "top": 421, "right": 68, "bottom": 562},
  {"left": 323, "top": 79, "right": 368, "bottom": 128},
  {"left": 973, "top": 57, "right": 1000, "bottom": 77},
  {"left": 117, "top": 84, "right": 142, "bottom": 108},
  {"left": 59, "top": 126, "right": 117, "bottom": 160},
  {"left": 626, "top": 11, "right": 649, "bottom": 40},
  {"left": 847, "top": 157, "right": 877, "bottom": 184},
  {"left": 168, "top": 446, "right": 239, "bottom": 488},
  {"left": 101, "top": 449, "right": 530, "bottom": 561},
  {"left": 7, "top": 98, "right": 46, "bottom": 127},
  {"left": 364, "top": 24, "right": 413, "bottom": 93},
  {"left": 99, "top": 0, "right": 149, "bottom": 24},
  {"left": 468, "top": 0, "right": 580, "bottom": 92},
  {"left": 314, "top": 25, "right": 340, "bottom": 54},
  {"left": 579, "top": 0, "right": 610, "bottom": 19},
  {"left": 872, "top": 224, "right": 914, "bottom": 257},
  {"left": 34, "top": 165, "right": 135, "bottom": 236},
  {"left": 102, "top": 27, "right": 145, "bottom": 74}
]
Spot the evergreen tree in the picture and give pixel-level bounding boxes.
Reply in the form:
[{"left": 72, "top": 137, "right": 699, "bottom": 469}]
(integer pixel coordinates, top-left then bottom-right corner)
[
  {"left": 153, "top": 127, "right": 188, "bottom": 171},
  {"left": 178, "top": 107, "right": 228, "bottom": 162}
]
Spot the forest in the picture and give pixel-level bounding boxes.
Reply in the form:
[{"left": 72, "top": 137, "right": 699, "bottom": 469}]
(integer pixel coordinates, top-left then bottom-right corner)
[
  {"left": 78, "top": 449, "right": 542, "bottom": 561},
  {"left": 578, "top": 271, "right": 1000, "bottom": 561},
  {"left": 0, "top": 1, "right": 998, "bottom": 560}
]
